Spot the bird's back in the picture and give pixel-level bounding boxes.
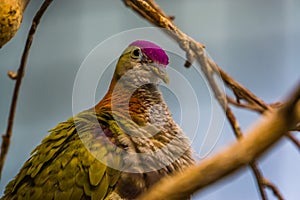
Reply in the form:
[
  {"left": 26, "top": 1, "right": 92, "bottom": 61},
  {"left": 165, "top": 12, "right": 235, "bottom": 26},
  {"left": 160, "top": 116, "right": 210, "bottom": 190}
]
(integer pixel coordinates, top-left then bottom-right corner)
[
  {"left": 2, "top": 111, "right": 123, "bottom": 200},
  {"left": 2, "top": 107, "right": 194, "bottom": 200}
]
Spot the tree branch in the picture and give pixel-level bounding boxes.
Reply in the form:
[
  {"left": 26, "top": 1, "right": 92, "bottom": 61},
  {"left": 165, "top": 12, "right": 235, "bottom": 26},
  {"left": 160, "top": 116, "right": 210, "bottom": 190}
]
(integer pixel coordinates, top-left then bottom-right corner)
[
  {"left": 0, "top": 0, "right": 53, "bottom": 178},
  {"left": 139, "top": 83, "right": 300, "bottom": 199}
]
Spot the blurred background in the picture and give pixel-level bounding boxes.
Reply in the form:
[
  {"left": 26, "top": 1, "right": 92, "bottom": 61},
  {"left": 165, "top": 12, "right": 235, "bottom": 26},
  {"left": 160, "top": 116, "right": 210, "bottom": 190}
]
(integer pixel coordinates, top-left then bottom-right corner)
[{"left": 0, "top": 0, "right": 299, "bottom": 199}]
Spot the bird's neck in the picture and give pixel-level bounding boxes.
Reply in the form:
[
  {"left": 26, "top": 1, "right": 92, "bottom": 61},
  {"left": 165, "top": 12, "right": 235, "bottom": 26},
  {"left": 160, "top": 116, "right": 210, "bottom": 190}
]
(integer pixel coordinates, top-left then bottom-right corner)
[{"left": 95, "top": 78, "right": 168, "bottom": 125}]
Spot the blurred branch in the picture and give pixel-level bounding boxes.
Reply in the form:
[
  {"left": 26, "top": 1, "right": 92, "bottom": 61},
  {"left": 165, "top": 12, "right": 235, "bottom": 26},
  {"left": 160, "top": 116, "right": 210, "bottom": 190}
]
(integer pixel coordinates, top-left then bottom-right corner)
[
  {"left": 139, "top": 82, "right": 300, "bottom": 200},
  {"left": 250, "top": 162, "right": 268, "bottom": 200},
  {"left": 122, "top": 0, "right": 297, "bottom": 199},
  {"left": 0, "top": 0, "right": 31, "bottom": 48},
  {"left": 286, "top": 133, "right": 300, "bottom": 151},
  {"left": 213, "top": 62, "right": 270, "bottom": 112},
  {"left": 223, "top": 96, "right": 269, "bottom": 199},
  {"left": 222, "top": 88, "right": 271, "bottom": 200},
  {"left": 263, "top": 178, "right": 285, "bottom": 200},
  {"left": 0, "top": 0, "right": 53, "bottom": 178},
  {"left": 226, "top": 95, "right": 265, "bottom": 113}
]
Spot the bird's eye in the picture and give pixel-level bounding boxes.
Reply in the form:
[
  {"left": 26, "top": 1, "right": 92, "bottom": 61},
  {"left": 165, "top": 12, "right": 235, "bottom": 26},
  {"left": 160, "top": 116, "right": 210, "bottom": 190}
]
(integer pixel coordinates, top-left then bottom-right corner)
[{"left": 131, "top": 48, "right": 141, "bottom": 59}]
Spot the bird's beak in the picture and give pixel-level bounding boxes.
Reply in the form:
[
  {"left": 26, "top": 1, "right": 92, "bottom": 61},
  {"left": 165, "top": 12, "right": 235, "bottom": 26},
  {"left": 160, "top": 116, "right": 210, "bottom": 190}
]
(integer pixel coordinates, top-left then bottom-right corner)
[{"left": 150, "top": 65, "right": 169, "bottom": 84}]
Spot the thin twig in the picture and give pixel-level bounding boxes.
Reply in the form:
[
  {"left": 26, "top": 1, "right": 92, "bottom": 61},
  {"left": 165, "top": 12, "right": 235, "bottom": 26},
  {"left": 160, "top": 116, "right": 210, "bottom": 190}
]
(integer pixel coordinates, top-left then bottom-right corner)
[
  {"left": 222, "top": 95, "right": 267, "bottom": 199},
  {"left": 223, "top": 98, "right": 268, "bottom": 200},
  {"left": 207, "top": 59, "right": 271, "bottom": 112},
  {"left": 250, "top": 162, "right": 268, "bottom": 200},
  {"left": 263, "top": 178, "right": 285, "bottom": 200},
  {"left": 0, "top": 0, "right": 53, "bottom": 178},
  {"left": 226, "top": 95, "right": 265, "bottom": 113},
  {"left": 286, "top": 132, "right": 300, "bottom": 150}
]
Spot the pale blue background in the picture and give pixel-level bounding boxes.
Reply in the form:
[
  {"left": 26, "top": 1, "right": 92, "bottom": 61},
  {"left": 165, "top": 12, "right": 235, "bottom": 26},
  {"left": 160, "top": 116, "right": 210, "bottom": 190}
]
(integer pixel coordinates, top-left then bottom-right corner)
[{"left": 0, "top": 1, "right": 299, "bottom": 199}]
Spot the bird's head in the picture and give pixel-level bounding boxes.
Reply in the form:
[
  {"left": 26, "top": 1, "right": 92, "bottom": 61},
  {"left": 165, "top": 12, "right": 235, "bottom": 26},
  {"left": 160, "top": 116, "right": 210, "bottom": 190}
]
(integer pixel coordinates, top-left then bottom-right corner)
[{"left": 113, "top": 40, "right": 169, "bottom": 87}]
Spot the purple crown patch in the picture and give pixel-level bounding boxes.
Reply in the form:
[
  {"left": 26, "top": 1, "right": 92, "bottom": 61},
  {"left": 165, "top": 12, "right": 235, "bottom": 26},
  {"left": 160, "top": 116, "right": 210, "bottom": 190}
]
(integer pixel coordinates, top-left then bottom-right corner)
[{"left": 129, "top": 40, "right": 169, "bottom": 67}]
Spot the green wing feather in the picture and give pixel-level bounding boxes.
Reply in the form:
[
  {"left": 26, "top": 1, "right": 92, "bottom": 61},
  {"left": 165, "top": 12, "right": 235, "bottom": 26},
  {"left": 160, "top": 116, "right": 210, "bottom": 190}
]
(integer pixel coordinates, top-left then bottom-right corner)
[{"left": 2, "top": 110, "right": 122, "bottom": 200}]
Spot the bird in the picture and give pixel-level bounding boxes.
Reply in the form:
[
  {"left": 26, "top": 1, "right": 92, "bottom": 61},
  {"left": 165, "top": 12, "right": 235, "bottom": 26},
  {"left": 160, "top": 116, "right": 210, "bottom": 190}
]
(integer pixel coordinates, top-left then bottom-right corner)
[{"left": 1, "top": 40, "right": 195, "bottom": 199}]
